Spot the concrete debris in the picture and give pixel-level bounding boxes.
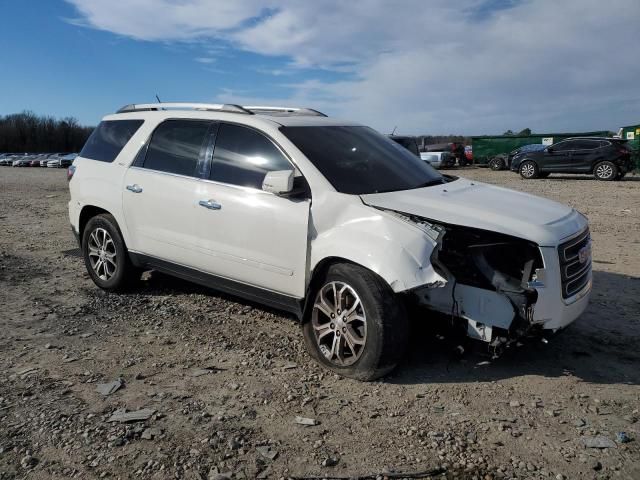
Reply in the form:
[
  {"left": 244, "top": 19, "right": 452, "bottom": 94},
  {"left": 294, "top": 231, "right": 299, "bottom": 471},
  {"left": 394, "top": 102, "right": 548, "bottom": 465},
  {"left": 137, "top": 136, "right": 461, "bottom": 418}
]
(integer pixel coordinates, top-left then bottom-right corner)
[
  {"left": 581, "top": 436, "right": 616, "bottom": 449},
  {"left": 294, "top": 416, "right": 319, "bottom": 426},
  {"left": 107, "top": 408, "right": 156, "bottom": 423},
  {"left": 256, "top": 445, "right": 278, "bottom": 460},
  {"left": 96, "top": 378, "right": 124, "bottom": 396}
]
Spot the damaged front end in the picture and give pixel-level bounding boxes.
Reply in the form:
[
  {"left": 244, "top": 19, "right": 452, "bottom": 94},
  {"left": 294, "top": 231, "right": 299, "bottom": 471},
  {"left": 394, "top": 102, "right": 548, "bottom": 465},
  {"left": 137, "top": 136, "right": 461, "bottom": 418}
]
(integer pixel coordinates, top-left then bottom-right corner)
[{"left": 390, "top": 211, "right": 546, "bottom": 348}]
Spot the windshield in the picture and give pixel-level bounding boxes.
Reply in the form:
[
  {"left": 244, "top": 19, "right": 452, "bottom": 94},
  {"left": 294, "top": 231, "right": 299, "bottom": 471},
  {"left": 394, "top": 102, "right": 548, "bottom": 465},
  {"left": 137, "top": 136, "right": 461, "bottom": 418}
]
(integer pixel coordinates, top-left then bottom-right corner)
[{"left": 280, "top": 126, "right": 444, "bottom": 194}]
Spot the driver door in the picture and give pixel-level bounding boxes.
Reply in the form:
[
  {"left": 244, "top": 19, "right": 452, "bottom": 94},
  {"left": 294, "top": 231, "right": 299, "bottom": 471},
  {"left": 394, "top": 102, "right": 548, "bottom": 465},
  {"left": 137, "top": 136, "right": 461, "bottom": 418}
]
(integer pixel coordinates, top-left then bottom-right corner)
[
  {"left": 193, "top": 123, "right": 310, "bottom": 298},
  {"left": 544, "top": 140, "right": 576, "bottom": 171}
]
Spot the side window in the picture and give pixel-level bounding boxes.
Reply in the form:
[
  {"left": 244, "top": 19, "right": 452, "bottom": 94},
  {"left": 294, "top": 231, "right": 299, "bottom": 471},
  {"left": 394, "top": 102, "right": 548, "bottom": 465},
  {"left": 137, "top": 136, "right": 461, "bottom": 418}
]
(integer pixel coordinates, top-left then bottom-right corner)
[
  {"left": 569, "top": 140, "right": 593, "bottom": 150},
  {"left": 552, "top": 141, "right": 576, "bottom": 151},
  {"left": 578, "top": 140, "right": 600, "bottom": 150},
  {"left": 80, "top": 120, "right": 144, "bottom": 162},
  {"left": 143, "top": 120, "right": 211, "bottom": 177},
  {"left": 210, "top": 123, "right": 292, "bottom": 189}
]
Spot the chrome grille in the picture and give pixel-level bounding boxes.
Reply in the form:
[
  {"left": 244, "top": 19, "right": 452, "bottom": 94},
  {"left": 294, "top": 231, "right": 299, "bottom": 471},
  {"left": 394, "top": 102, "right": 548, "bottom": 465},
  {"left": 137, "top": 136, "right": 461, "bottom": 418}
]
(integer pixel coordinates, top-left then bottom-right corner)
[{"left": 558, "top": 228, "right": 591, "bottom": 299}]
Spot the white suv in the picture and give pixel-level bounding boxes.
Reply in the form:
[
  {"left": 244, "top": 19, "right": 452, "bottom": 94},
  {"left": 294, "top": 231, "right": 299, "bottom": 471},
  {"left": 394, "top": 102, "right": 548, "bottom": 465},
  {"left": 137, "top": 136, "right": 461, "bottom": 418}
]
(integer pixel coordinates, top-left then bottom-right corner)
[{"left": 68, "top": 103, "right": 592, "bottom": 380}]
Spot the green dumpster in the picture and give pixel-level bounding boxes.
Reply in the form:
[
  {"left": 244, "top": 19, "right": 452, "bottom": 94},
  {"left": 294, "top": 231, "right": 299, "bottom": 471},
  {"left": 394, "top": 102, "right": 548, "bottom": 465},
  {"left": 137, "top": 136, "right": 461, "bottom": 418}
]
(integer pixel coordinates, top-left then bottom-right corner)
[
  {"left": 619, "top": 124, "right": 640, "bottom": 171},
  {"left": 472, "top": 131, "right": 610, "bottom": 166}
]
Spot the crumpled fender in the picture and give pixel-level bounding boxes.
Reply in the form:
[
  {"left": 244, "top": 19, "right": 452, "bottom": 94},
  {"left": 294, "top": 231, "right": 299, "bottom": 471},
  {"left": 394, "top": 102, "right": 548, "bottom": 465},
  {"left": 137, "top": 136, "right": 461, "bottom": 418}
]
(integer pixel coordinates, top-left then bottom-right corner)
[{"left": 308, "top": 193, "right": 446, "bottom": 292}]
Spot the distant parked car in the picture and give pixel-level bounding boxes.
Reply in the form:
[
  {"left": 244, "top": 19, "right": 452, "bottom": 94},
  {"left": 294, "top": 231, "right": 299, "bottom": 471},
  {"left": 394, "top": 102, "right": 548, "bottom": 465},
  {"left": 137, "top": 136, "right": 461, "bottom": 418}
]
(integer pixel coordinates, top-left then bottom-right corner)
[
  {"left": 59, "top": 153, "right": 78, "bottom": 167},
  {"left": 487, "top": 144, "right": 544, "bottom": 171},
  {"left": 420, "top": 151, "right": 455, "bottom": 169},
  {"left": 388, "top": 135, "right": 420, "bottom": 157},
  {"left": 47, "top": 159, "right": 61, "bottom": 168},
  {"left": 13, "top": 156, "right": 35, "bottom": 167},
  {"left": 512, "top": 137, "right": 633, "bottom": 180},
  {"left": 0, "top": 155, "right": 16, "bottom": 166}
]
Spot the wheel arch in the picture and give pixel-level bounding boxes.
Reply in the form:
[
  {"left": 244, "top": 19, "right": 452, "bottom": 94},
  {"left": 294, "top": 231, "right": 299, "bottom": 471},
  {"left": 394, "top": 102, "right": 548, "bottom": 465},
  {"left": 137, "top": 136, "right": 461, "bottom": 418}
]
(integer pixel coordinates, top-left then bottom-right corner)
[
  {"left": 79, "top": 205, "right": 111, "bottom": 240},
  {"left": 302, "top": 256, "right": 371, "bottom": 323},
  {"left": 590, "top": 157, "right": 608, "bottom": 173}
]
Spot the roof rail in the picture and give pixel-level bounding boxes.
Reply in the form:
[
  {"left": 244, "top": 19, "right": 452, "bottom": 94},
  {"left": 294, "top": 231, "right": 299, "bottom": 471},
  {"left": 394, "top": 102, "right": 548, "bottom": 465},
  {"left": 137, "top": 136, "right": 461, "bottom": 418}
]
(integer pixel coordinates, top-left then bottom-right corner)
[
  {"left": 243, "top": 106, "right": 328, "bottom": 117},
  {"left": 116, "top": 103, "right": 253, "bottom": 115}
]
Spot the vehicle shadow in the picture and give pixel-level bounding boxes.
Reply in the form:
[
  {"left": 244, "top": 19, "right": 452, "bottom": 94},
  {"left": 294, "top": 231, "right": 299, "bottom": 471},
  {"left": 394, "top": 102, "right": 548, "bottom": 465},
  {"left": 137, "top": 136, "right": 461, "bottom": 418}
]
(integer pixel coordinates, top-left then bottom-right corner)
[
  {"left": 391, "top": 269, "right": 640, "bottom": 386},
  {"left": 135, "top": 270, "right": 299, "bottom": 320},
  {"left": 123, "top": 269, "right": 639, "bottom": 386}
]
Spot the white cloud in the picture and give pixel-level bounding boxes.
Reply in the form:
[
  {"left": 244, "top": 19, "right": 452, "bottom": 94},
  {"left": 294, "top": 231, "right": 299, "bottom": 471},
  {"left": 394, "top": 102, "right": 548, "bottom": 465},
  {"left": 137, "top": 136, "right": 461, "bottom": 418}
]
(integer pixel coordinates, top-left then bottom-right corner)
[{"left": 65, "top": 0, "right": 640, "bottom": 134}]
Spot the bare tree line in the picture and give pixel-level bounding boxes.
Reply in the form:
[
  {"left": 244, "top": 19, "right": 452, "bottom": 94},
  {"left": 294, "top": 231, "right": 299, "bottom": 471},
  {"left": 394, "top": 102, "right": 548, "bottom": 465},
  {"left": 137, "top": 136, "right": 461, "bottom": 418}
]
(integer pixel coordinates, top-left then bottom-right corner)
[{"left": 0, "top": 111, "right": 94, "bottom": 153}]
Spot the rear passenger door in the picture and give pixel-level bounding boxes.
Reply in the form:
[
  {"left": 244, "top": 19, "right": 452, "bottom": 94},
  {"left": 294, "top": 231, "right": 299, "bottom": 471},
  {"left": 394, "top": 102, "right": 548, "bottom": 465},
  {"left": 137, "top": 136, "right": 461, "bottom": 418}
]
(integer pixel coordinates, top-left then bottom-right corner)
[
  {"left": 194, "top": 123, "right": 311, "bottom": 298},
  {"left": 122, "top": 119, "right": 214, "bottom": 267},
  {"left": 569, "top": 139, "right": 601, "bottom": 171}
]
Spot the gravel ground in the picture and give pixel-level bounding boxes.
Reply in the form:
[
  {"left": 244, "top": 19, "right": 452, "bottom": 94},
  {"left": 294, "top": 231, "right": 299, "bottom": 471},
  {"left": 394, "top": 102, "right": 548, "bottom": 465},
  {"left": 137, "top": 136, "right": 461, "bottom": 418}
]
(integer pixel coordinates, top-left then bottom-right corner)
[{"left": 0, "top": 166, "right": 639, "bottom": 480}]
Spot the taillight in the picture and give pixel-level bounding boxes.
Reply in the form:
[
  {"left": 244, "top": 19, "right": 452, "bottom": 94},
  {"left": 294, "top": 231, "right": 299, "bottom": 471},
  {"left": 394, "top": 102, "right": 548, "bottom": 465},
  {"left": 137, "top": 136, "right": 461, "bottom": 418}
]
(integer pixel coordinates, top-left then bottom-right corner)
[{"left": 67, "top": 165, "right": 76, "bottom": 181}]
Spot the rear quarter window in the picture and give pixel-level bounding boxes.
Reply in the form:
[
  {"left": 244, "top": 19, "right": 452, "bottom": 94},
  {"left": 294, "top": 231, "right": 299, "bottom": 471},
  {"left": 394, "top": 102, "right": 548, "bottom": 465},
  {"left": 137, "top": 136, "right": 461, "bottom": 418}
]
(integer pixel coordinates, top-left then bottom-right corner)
[{"left": 80, "top": 120, "right": 144, "bottom": 162}]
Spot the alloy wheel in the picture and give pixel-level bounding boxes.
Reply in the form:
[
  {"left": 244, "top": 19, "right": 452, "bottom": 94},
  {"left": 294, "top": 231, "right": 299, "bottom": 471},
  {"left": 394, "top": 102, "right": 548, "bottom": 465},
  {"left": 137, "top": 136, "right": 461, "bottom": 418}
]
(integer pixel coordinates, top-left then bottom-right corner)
[
  {"left": 596, "top": 163, "right": 613, "bottom": 179},
  {"left": 311, "top": 281, "right": 367, "bottom": 366},
  {"left": 87, "top": 227, "right": 117, "bottom": 281},
  {"left": 521, "top": 163, "right": 535, "bottom": 178}
]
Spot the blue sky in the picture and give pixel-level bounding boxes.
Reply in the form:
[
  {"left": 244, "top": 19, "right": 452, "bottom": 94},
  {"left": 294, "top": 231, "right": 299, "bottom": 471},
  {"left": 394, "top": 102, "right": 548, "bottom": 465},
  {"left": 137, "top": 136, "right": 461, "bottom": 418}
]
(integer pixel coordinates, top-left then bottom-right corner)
[{"left": 1, "top": 0, "right": 639, "bottom": 135}]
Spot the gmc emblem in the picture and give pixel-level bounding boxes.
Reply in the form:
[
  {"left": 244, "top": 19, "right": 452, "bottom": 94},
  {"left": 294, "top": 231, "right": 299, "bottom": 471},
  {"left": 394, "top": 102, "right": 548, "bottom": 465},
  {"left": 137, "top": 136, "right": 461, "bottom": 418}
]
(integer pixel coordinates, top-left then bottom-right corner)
[{"left": 578, "top": 242, "right": 591, "bottom": 264}]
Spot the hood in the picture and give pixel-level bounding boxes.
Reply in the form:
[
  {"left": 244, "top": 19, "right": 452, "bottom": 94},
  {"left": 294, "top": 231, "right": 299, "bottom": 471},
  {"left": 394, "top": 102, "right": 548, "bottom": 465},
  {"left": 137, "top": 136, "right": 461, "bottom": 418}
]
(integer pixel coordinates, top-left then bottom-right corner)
[{"left": 361, "top": 178, "right": 587, "bottom": 246}]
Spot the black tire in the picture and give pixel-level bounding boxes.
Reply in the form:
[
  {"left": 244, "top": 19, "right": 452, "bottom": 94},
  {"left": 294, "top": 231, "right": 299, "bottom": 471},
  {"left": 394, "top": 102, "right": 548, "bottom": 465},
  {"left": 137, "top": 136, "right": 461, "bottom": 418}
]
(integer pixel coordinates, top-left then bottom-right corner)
[
  {"left": 519, "top": 160, "right": 539, "bottom": 179},
  {"left": 82, "top": 214, "right": 140, "bottom": 291},
  {"left": 593, "top": 161, "right": 617, "bottom": 181},
  {"left": 615, "top": 171, "right": 626, "bottom": 181},
  {"left": 489, "top": 157, "right": 505, "bottom": 171},
  {"left": 302, "top": 263, "right": 408, "bottom": 381}
]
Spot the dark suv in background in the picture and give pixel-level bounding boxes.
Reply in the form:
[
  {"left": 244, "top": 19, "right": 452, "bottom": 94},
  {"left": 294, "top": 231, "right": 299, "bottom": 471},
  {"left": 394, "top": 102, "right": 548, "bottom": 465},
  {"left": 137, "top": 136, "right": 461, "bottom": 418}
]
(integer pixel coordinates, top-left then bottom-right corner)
[{"left": 512, "top": 137, "right": 632, "bottom": 180}]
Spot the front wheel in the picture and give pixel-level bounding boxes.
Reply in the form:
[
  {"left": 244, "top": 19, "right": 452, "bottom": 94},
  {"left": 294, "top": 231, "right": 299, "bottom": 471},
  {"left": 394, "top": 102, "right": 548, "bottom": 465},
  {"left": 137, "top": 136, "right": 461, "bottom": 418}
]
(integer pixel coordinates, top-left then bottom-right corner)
[
  {"left": 519, "top": 160, "right": 539, "bottom": 179},
  {"left": 302, "top": 263, "right": 408, "bottom": 381},
  {"left": 594, "top": 161, "right": 617, "bottom": 181},
  {"left": 82, "top": 214, "right": 140, "bottom": 291}
]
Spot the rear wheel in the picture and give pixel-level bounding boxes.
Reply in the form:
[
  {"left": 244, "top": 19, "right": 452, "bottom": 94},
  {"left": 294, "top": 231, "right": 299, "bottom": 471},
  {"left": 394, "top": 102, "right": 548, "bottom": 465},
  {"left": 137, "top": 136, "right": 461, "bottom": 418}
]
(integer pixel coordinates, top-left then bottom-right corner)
[
  {"left": 302, "top": 263, "right": 408, "bottom": 381},
  {"left": 82, "top": 214, "right": 140, "bottom": 291},
  {"left": 519, "top": 161, "right": 539, "bottom": 179},
  {"left": 594, "top": 161, "right": 617, "bottom": 181}
]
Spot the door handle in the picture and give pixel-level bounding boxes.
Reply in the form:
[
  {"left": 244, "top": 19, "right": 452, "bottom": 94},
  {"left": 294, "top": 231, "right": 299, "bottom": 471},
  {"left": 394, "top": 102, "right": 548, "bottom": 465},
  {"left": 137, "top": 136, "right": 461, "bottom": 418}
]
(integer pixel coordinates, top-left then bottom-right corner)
[
  {"left": 199, "top": 199, "right": 222, "bottom": 210},
  {"left": 126, "top": 184, "right": 143, "bottom": 193}
]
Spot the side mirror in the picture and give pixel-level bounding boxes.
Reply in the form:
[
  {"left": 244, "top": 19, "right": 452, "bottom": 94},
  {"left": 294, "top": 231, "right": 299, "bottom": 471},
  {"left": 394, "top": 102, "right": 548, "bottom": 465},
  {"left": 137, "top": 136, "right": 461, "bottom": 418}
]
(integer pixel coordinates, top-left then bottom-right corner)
[
  {"left": 262, "top": 170, "right": 294, "bottom": 195},
  {"left": 546, "top": 147, "right": 553, "bottom": 153}
]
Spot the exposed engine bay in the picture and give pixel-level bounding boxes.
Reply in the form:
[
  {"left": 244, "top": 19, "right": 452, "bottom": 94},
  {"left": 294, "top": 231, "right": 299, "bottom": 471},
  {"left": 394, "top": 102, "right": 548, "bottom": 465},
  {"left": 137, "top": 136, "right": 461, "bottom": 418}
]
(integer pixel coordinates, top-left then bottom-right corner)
[{"left": 393, "top": 211, "right": 546, "bottom": 346}]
